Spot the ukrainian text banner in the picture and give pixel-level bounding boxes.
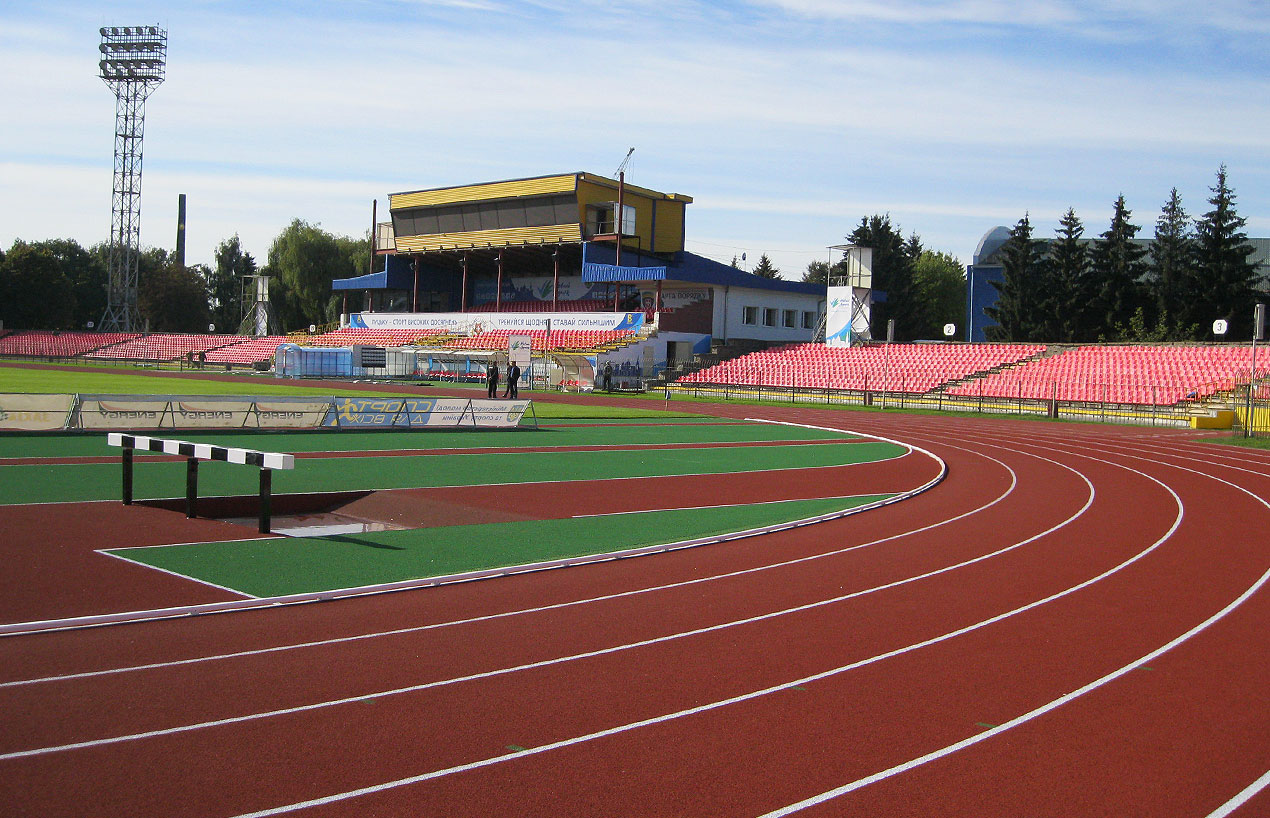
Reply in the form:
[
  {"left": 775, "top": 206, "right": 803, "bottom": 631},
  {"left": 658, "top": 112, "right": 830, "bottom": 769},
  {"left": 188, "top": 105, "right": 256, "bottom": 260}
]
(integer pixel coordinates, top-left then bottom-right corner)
[
  {"left": 0, "top": 394, "right": 75, "bottom": 431},
  {"left": 350, "top": 311, "right": 643, "bottom": 332}
]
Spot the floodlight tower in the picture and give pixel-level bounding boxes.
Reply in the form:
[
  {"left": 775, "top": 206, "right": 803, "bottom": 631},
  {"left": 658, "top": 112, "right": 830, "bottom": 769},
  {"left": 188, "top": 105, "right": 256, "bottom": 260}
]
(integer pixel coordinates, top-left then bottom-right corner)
[{"left": 98, "top": 25, "right": 167, "bottom": 332}]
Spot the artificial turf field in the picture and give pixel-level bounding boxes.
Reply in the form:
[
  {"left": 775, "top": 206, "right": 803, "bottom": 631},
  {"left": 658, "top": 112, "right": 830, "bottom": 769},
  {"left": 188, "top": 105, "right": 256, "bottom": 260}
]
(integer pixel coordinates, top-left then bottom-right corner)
[{"left": 0, "top": 378, "right": 919, "bottom": 612}]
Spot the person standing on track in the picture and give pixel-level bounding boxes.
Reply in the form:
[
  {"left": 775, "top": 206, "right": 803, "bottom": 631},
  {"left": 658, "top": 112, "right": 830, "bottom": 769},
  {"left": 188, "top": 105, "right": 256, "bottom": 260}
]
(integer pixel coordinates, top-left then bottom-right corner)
[
  {"left": 603, "top": 360, "right": 613, "bottom": 392},
  {"left": 503, "top": 362, "right": 521, "bottom": 399},
  {"left": 486, "top": 361, "right": 500, "bottom": 399}
]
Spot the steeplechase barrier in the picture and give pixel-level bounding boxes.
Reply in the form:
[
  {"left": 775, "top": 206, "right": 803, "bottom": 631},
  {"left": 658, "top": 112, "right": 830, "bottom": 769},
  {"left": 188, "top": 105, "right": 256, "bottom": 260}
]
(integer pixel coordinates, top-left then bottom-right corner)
[{"left": 106, "top": 433, "right": 295, "bottom": 533}]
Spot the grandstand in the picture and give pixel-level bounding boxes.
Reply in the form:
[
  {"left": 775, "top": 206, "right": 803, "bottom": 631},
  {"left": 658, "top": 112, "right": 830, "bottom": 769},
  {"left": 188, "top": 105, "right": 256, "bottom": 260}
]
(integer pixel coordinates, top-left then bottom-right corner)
[
  {"left": 679, "top": 343, "right": 1045, "bottom": 393},
  {"left": 947, "top": 345, "right": 1263, "bottom": 405}
]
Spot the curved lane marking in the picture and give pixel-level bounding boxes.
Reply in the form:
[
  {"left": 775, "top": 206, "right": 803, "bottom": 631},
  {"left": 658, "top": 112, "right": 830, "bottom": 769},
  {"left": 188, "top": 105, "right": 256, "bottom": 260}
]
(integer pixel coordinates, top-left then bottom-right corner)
[{"left": 754, "top": 428, "right": 1270, "bottom": 817}]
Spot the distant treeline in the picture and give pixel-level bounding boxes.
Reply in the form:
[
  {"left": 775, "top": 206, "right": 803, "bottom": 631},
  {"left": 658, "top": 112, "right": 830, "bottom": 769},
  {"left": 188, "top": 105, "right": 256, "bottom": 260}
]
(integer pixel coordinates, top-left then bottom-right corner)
[{"left": 0, "top": 219, "right": 368, "bottom": 334}]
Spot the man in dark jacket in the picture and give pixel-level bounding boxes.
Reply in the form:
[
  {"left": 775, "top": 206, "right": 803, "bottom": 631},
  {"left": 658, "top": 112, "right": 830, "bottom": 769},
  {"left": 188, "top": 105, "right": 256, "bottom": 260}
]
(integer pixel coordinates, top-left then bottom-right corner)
[{"left": 486, "top": 361, "right": 500, "bottom": 399}]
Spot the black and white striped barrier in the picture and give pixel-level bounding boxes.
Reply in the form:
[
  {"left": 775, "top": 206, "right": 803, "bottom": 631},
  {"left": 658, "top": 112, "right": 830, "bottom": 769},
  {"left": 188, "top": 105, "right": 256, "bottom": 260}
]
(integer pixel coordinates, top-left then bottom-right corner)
[{"left": 106, "top": 433, "right": 295, "bottom": 533}]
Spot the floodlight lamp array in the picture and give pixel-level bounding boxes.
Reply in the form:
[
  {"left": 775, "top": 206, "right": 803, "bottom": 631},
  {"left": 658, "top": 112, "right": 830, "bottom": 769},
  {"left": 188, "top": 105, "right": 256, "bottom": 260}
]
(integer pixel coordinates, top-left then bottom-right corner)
[{"left": 98, "top": 26, "right": 167, "bottom": 83}]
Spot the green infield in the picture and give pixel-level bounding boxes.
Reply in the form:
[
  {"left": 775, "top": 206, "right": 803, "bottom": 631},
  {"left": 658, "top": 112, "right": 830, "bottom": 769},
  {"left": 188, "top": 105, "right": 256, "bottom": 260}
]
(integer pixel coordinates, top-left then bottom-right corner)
[
  {"left": 104, "top": 494, "right": 893, "bottom": 597},
  {"left": 0, "top": 437, "right": 905, "bottom": 504}
]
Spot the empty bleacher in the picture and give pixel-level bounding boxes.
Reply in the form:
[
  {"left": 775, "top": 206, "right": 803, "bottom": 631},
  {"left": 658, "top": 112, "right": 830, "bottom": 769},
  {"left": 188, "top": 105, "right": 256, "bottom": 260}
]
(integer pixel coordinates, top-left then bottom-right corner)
[
  {"left": 202, "top": 336, "right": 292, "bottom": 366},
  {"left": 303, "top": 328, "right": 448, "bottom": 347},
  {"left": 679, "top": 343, "right": 1045, "bottom": 393},
  {"left": 0, "top": 331, "right": 141, "bottom": 357},
  {"left": 85, "top": 334, "right": 241, "bottom": 362},
  {"left": 948, "top": 345, "right": 1263, "bottom": 405}
]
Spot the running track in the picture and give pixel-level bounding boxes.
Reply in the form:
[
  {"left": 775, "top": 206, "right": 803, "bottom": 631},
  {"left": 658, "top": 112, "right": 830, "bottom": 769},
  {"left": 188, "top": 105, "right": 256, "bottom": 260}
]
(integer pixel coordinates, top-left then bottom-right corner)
[{"left": 0, "top": 398, "right": 1267, "bottom": 817}]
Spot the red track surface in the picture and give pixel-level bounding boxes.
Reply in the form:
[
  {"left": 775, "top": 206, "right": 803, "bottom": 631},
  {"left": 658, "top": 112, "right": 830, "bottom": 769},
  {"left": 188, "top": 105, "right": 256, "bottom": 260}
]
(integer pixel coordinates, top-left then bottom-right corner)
[{"left": 1, "top": 396, "right": 1267, "bottom": 817}]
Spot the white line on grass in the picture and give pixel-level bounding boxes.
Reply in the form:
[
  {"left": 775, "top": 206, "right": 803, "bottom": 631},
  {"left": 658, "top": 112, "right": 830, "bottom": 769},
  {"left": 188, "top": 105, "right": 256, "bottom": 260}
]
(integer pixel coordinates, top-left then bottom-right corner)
[{"left": 95, "top": 550, "right": 259, "bottom": 599}]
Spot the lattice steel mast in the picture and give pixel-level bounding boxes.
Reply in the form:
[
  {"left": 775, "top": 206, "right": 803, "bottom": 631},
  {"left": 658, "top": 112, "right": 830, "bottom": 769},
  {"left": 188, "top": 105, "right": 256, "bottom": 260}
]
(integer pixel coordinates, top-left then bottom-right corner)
[{"left": 98, "top": 25, "right": 167, "bottom": 332}]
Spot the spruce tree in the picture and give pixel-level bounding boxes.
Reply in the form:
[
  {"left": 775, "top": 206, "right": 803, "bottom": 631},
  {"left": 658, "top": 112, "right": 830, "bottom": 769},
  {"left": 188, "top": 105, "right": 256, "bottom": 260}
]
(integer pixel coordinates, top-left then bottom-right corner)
[
  {"left": 1090, "top": 195, "right": 1148, "bottom": 339},
  {"left": 1149, "top": 187, "right": 1195, "bottom": 338},
  {"left": 985, "top": 214, "right": 1047, "bottom": 341},
  {"left": 1192, "top": 165, "right": 1259, "bottom": 338},
  {"left": 848, "top": 215, "right": 916, "bottom": 341},
  {"left": 1046, "top": 208, "right": 1089, "bottom": 341},
  {"left": 751, "top": 253, "right": 780, "bottom": 279}
]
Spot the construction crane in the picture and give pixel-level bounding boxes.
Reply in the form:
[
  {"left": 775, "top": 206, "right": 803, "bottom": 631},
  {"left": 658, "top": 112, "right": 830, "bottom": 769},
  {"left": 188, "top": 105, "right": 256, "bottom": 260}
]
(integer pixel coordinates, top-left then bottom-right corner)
[{"left": 614, "top": 147, "right": 634, "bottom": 178}]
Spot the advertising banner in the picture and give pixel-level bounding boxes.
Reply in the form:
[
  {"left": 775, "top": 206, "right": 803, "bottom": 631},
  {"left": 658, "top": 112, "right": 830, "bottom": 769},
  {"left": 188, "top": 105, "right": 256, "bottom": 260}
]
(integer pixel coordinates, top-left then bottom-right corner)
[
  {"left": 825, "top": 286, "right": 855, "bottom": 347},
  {"left": 0, "top": 394, "right": 75, "bottom": 431},
  {"left": 77, "top": 398, "right": 171, "bottom": 430},
  {"left": 472, "top": 276, "right": 606, "bottom": 304},
  {"left": 508, "top": 334, "right": 532, "bottom": 368},
  {"left": 166, "top": 399, "right": 254, "bottom": 429},
  {"left": 252, "top": 400, "right": 332, "bottom": 429},
  {"left": 323, "top": 397, "right": 530, "bottom": 429},
  {"left": 76, "top": 395, "right": 333, "bottom": 431},
  {"left": 351, "top": 311, "right": 643, "bottom": 333}
]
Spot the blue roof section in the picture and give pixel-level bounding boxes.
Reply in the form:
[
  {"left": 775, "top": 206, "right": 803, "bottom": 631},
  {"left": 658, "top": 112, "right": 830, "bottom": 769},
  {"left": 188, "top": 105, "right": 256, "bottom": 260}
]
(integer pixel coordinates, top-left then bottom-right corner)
[
  {"left": 331, "top": 254, "right": 419, "bottom": 291},
  {"left": 581, "top": 242, "right": 822, "bottom": 294},
  {"left": 670, "top": 251, "right": 824, "bottom": 294}
]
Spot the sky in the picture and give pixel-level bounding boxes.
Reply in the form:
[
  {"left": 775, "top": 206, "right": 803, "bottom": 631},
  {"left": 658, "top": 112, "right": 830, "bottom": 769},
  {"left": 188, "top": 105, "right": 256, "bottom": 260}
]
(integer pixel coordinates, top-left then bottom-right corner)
[{"left": 3, "top": 0, "right": 1269, "bottom": 281}]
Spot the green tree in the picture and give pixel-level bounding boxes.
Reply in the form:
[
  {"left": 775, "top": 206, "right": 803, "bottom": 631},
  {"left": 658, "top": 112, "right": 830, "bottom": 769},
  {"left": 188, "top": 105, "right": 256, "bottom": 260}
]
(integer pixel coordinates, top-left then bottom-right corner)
[
  {"left": 848, "top": 215, "right": 917, "bottom": 341},
  {"left": 751, "top": 253, "right": 780, "bottom": 279},
  {"left": 910, "top": 250, "right": 966, "bottom": 340},
  {"left": 264, "top": 220, "right": 357, "bottom": 329},
  {"left": 207, "top": 235, "right": 258, "bottom": 334},
  {"left": 0, "top": 241, "right": 75, "bottom": 329},
  {"left": 1149, "top": 188, "right": 1196, "bottom": 338},
  {"left": 1090, "top": 195, "right": 1148, "bottom": 339},
  {"left": 802, "top": 259, "right": 830, "bottom": 286},
  {"left": 1191, "top": 165, "right": 1259, "bottom": 338},
  {"left": 24, "top": 239, "right": 107, "bottom": 330},
  {"left": 1046, "top": 208, "right": 1090, "bottom": 341},
  {"left": 985, "top": 214, "right": 1047, "bottom": 342},
  {"left": 136, "top": 249, "right": 211, "bottom": 332}
]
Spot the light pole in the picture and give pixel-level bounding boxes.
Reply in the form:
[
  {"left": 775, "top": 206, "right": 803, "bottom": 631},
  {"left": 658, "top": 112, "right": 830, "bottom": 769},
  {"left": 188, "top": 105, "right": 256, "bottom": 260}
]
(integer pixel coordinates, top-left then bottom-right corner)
[{"left": 98, "top": 25, "right": 167, "bottom": 332}]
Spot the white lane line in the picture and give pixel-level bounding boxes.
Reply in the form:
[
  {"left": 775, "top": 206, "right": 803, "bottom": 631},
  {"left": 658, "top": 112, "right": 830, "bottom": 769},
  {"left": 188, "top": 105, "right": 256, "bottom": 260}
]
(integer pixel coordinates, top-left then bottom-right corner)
[
  {"left": 2, "top": 446, "right": 1091, "bottom": 760},
  {"left": 221, "top": 457, "right": 1177, "bottom": 818},
  {"left": 759, "top": 563, "right": 1268, "bottom": 817},
  {"left": 1206, "top": 769, "right": 1270, "bottom": 818},
  {"left": 569, "top": 494, "right": 893, "bottom": 518}
]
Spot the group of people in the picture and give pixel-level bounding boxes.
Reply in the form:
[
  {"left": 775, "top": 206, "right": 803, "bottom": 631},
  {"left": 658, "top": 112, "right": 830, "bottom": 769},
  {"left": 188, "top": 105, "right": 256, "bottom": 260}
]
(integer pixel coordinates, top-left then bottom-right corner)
[{"left": 485, "top": 361, "right": 521, "bottom": 399}]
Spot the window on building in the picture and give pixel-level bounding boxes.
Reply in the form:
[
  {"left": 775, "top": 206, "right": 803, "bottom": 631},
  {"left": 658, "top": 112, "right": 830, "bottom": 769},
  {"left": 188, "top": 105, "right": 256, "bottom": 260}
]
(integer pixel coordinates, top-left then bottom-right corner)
[
  {"left": 742, "top": 306, "right": 758, "bottom": 325},
  {"left": 802, "top": 311, "right": 815, "bottom": 329},
  {"left": 763, "top": 308, "right": 778, "bottom": 327},
  {"left": 783, "top": 309, "right": 796, "bottom": 328}
]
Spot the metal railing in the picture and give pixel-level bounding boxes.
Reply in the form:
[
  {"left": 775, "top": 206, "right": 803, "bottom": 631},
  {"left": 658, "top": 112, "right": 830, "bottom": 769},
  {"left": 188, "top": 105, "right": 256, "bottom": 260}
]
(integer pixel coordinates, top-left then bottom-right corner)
[{"left": 661, "top": 379, "right": 1232, "bottom": 429}]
